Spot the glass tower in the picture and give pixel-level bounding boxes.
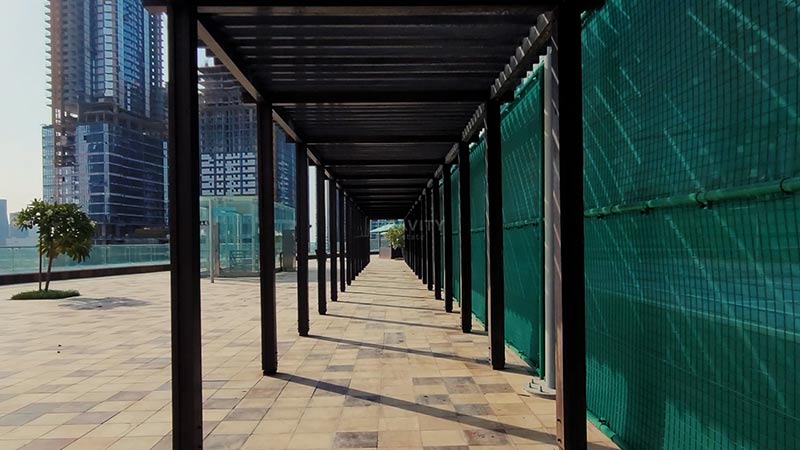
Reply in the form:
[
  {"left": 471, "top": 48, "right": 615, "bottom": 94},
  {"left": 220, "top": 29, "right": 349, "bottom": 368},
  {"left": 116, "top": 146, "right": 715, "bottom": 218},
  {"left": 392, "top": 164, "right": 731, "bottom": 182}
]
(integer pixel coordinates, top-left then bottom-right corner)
[{"left": 43, "top": 0, "right": 166, "bottom": 242}]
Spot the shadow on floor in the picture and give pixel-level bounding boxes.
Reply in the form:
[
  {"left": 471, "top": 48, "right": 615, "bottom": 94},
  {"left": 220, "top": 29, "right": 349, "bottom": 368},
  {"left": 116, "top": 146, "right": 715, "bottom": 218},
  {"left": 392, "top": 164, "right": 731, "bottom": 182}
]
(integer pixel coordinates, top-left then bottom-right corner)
[
  {"left": 308, "top": 335, "right": 488, "bottom": 366},
  {"left": 279, "top": 374, "right": 554, "bottom": 444},
  {"left": 334, "top": 299, "right": 444, "bottom": 313},
  {"left": 325, "top": 313, "right": 455, "bottom": 331},
  {"left": 58, "top": 297, "right": 149, "bottom": 310},
  {"left": 345, "top": 290, "right": 433, "bottom": 301}
]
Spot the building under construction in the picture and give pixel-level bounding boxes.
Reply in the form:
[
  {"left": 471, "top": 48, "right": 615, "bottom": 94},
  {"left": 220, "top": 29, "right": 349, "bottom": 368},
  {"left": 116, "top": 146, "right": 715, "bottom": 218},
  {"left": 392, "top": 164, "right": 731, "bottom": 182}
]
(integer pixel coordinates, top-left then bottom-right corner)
[{"left": 43, "top": 0, "right": 167, "bottom": 241}]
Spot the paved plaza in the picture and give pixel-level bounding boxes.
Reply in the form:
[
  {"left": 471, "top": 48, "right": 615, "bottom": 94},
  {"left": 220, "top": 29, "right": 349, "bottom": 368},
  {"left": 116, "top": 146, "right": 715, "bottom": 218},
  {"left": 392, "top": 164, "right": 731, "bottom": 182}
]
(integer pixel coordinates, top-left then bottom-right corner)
[{"left": 0, "top": 258, "right": 616, "bottom": 450}]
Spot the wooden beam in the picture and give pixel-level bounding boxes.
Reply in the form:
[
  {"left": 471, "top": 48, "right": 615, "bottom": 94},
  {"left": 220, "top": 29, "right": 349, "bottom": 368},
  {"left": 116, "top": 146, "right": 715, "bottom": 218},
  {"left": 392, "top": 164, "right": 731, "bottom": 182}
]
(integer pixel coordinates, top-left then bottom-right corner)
[
  {"left": 490, "top": 13, "right": 553, "bottom": 100},
  {"left": 326, "top": 159, "right": 443, "bottom": 167},
  {"left": 308, "top": 136, "right": 457, "bottom": 145},
  {"left": 147, "top": 0, "right": 558, "bottom": 12},
  {"left": 273, "top": 90, "right": 485, "bottom": 105},
  {"left": 197, "top": 19, "right": 260, "bottom": 102}
]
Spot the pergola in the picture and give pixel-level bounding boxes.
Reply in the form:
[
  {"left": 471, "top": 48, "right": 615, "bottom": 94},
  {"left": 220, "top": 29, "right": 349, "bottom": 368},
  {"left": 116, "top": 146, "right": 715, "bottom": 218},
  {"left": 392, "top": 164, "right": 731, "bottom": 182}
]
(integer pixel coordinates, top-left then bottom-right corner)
[{"left": 144, "top": 1, "right": 601, "bottom": 449}]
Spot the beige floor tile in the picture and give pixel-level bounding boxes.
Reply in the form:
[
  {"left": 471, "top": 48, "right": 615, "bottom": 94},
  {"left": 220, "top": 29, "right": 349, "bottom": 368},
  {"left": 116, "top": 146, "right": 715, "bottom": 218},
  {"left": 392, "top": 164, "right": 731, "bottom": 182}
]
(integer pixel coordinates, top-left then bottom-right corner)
[
  {"left": 242, "top": 433, "right": 292, "bottom": 450},
  {"left": 105, "top": 436, "right": 161, "bottom": 450},
  {"left": 41, "top": 424, "right": 97, "bottom": 439},
  {"left": 213, "top": 420, "right": 259, "bottom": 435},
  {"left": 126, "top": 422, "right": 171, "bottom": 437},
  {"left": 420, "top": 430, "right": 466, "bottom": 446},
  {"left": 287, "top": 432, "right": 332, "bottom": 449},
  {"left": 378, "top": 431, "right": 422, "bottom": 448},
  {"left": 378, "top": 417, "right": 418, "bottom": 431},
  {"left": 62, "top": 437, "right": 120, "bottom": 450}
]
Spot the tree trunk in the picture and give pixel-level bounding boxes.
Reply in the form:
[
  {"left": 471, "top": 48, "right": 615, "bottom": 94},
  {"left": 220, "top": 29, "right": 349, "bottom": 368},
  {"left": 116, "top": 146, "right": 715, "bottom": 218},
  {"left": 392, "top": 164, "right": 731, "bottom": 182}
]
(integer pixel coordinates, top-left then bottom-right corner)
[
  {"left": 44, "top": 255, "right": 54, "bottom": 292},
  {"left": 38, "top": 236, "right": 43, "bottom": 291}
]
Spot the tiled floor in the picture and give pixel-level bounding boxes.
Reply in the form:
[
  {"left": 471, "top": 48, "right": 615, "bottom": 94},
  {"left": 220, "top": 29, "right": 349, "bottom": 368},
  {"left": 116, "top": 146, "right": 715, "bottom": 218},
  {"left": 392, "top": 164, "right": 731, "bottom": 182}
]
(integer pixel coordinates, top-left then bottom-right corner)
[{"left": 0, "top": 258, "right": 618, "bottom": 450}]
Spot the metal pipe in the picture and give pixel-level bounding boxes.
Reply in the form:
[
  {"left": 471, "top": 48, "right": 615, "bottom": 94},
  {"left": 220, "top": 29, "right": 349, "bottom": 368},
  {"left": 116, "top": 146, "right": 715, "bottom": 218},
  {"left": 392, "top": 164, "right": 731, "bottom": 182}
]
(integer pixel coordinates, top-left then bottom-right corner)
[
  {"left": 542, "top": 47, "right": 556, "bottom": 391},
  {"left": 584, "top": 176, "right": 800, "bottom": 218}
]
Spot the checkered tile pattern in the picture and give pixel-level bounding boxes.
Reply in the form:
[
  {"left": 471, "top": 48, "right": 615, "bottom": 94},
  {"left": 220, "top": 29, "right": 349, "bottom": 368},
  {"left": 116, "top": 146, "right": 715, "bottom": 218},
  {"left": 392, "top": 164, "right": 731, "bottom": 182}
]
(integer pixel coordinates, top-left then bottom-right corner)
[{"left": 0, "top": 258, "right": 617, "bottom": 450}]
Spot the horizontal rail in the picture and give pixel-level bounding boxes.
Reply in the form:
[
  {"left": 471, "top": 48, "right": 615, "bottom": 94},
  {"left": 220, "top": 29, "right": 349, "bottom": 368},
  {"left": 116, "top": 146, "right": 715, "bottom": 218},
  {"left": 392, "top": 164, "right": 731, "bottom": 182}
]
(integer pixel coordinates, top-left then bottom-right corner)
[{"left": 584, "top": 176, "right": 800, "bottom": 218}]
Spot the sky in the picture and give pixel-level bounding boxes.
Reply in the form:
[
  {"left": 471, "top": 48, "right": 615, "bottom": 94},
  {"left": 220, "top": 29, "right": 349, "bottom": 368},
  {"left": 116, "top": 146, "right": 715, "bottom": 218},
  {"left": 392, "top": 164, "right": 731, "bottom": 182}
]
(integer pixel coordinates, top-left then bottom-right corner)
[{"left": 0, "top": 1, "right": 48, "bottom": 214}]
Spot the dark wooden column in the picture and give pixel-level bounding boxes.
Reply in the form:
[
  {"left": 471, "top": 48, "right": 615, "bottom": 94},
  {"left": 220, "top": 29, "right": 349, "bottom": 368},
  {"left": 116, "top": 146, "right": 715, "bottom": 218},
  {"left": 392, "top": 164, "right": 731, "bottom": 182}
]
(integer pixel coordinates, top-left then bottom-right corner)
[
  {"left": 415, "top": 203, "right": 425, "bottom": 281},
  {"left": 353, "top": 208, "right": 360, "bottom": 276},
  {"left": 458, "top": 142, "right": 472, "bottom": 333},
  {"left": 426, "top": 187, "right": 434, "bottom": 291},
  {"left": 364, "top": 215, "right": 369, "bottom": 269},
  {"left": 484, "top": 99, "right": 505, "bottom": 370},
  {"left": 553, "top": 5, "right": 587, "bottom": 450},
  {"left": 442, "top": 164, "right": 454, "bottom": 312},
  {"left": 423, "top": 190, "right": 428, "bottom": 288},
  {"left": 256, "top": 102, "right": 277, "bottom": 375},
  {"left": 339, "top": 191, "right": 346, "bottom": 292},
  {"left": 433, "top": 180, "right": 442, "bottom": 300},
  {"left": 316, "top": 167, "right": 326, "bottom": 315},
  {"left": 296, "top": 144, "right": 310, "bottom": 336},
  {"left": 412, "top": 211, "right": 416, "bottom": 273},
  {"left": 167, "top": 2, "right": 202, "bottom": 448},
  {"left": 346, "top": 198, "right": 353, "bottom": 285},
  {"left": 329, "top": 182, "right": 338, "bottom": 302}
]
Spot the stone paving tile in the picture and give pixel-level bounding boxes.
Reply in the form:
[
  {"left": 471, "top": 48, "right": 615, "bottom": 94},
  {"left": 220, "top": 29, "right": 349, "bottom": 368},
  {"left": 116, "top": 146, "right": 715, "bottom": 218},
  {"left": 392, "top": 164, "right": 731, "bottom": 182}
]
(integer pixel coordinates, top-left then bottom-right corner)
[{"left": 0, "top": 259, "right": 618, "bottom": 450}]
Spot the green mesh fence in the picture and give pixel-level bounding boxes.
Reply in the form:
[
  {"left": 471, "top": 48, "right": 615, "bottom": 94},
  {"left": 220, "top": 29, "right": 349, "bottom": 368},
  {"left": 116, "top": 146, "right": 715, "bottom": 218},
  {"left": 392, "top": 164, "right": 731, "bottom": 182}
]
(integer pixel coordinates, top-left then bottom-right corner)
[
  {"left": 500, "top": 75, "right": 544, "bottom": 368},
  {"left": 469, "top": 141, "right": 488, "bottom": 325},
  {"left": 442, "top": 2, "right": 798, "bottom": 447},
  {"left": 450, "top": 167, "right": 460, "bottom": 302},
  {"left": 583, "top": 1, "right": 800, "bottom": 449},
  {"left": 447, "top": 74, "right": 545, "bottom": 364}
]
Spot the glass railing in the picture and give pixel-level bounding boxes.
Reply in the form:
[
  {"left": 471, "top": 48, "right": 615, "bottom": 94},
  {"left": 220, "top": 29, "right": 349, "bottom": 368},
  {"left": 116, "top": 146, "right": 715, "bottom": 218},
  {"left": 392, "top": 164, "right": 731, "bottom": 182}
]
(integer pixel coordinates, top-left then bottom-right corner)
[
  {"left": 0, "top": 244, "right": 170, "bottom": 275},
  {"left": 1, "top": 196, "right": 297, "bottom": 277}
]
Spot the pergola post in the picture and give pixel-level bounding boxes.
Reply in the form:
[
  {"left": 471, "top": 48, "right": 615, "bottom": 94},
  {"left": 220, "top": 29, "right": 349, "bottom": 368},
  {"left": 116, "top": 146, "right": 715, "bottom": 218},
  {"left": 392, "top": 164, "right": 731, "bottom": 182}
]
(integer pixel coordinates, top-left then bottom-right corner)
[
  {"left": 458, "top": 142, "right": 472, "bottom": 333},
  {"left": 296, "top": 144, "right": 310, "bottom": 337},
  {"left": 442, "top": 164, "right": 454, "bottom": 312},
  {"left": 426, "top": 187, "right": 434, "bottom": 291},
  {"left": 416, "top": 203, "right": 423, "bottom": 280},
  {"left": 256, "top": 101, "right": 277, "bottom": 375},
  {"left": 316, "top": 167, "right": 327, "bottom": 315},
  {"left": 347, "top": 199, "right": 353, "bottom": 285},
  {"left": 330, "top": 182, "right": 338, "bottom": 302},
  {"left": 553, "top": 5, "right": 587, "bottom": 450},
  {"left": 166, "top": 2, "right": 203, "bottom": 448},
  {"left": 364, "top": 215, "right": 370, "bottom": 268},
  {"left": 421, "top": 192, "right": 428, "bottom": 286},
  {"left": 339, "top": 191, "right": 346, "bottom": 292},
  {"left": 433, "top": 179, "right": 442, "bottom": 300},
  {"left": 484, "top": 99, "right": 505, "bottom": 370},
  {"left": 403, "top": 217, "right": 409, "bottom": 266},
  {"left": 354, "top": 209, "right": 361, "bottom": 275}
]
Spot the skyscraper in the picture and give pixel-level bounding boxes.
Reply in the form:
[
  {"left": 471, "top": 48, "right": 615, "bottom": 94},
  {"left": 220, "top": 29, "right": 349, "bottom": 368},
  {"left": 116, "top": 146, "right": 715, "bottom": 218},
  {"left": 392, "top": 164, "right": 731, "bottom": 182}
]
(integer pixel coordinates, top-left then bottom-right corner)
[
  {"left": 0, "top": 199, "right": 8, "bottom": 246},
  {"left": 198, "top": 63, "right": 296, "bottom": 206},
  {"left": 43, "top": 0, "right": 167, "bottom": 241}
]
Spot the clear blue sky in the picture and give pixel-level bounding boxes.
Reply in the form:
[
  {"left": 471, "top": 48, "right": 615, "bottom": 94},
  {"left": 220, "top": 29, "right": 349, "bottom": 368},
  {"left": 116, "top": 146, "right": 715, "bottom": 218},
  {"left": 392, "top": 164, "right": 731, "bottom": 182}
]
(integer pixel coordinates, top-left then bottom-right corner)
[{"left": 0, "top": 1, "right": 48, "bottom": 214}]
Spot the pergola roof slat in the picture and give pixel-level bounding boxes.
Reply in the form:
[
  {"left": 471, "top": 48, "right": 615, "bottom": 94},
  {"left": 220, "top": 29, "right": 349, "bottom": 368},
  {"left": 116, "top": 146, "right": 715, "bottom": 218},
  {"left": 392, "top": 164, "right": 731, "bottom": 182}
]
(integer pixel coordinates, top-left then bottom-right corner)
[{"left": 185, "top": 1, "right": 557, "bottom": 215}]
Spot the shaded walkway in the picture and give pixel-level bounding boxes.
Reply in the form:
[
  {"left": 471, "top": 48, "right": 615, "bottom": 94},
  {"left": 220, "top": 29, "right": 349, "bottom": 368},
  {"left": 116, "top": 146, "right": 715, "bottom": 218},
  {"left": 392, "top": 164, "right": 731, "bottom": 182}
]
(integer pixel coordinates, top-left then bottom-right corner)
[{"left": 0, "top": 258, "right": 615, "bottom": 449}]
